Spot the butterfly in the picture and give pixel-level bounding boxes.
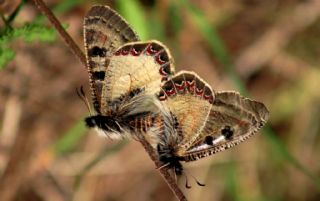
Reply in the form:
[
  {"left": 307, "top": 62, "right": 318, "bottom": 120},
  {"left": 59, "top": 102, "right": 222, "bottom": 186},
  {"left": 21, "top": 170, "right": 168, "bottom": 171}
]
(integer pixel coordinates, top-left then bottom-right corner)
[
  {"left": 155, "top": 71, "right": 269, "bottom": 175},
  {"left": 83, "top": 5, "right": 269, "bottom": 180},
  {"left": 83, "top": 5, "right": 175, "bottom": 138}
]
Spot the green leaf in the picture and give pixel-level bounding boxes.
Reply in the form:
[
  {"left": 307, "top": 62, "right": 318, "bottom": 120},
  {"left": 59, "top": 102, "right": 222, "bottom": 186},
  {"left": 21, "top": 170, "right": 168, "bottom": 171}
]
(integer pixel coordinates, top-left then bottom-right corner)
[
  {"left": 0, "top": 23, "right": 57, "bottom": 68},
  {"left": 0, "top": 48, "right": 15, "bottom": 69},
  {"left": 0, "top": 23, "right": 57, "bottom": 46}
]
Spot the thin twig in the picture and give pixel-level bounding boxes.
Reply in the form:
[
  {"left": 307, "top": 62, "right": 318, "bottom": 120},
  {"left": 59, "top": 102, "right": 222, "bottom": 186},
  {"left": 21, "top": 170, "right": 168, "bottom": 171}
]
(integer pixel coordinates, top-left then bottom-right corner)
[
  {"left": 31, "top": 0, "right": 187, "bottom": 200},
  {"left": 31, "top": 0, "right": 86, "bottom": 67},
  {"left": 138, "top": 137, "right": 187, "bottom": 201},
  {"left": 7, "top": 0, "right": 27, "bottom": 25}
]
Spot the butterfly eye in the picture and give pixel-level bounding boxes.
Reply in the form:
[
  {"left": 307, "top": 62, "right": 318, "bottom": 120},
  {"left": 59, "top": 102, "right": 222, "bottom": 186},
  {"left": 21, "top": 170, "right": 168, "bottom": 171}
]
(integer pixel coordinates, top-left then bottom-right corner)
[
  {"left": 204, "top": 136, "right": 214, "bottom": 145},
  {"left": 221, "top": 126, "right": 234, "bottom": 140}
]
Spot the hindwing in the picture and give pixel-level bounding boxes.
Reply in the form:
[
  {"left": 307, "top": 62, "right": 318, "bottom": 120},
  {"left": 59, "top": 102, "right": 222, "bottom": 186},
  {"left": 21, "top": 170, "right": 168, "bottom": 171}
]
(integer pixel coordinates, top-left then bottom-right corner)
[
  {"left": 181, "top": 91, "right": 269, "bottom": 161},
  {"left": 158, "top": 71, "right": 214, "bottom": 154}
]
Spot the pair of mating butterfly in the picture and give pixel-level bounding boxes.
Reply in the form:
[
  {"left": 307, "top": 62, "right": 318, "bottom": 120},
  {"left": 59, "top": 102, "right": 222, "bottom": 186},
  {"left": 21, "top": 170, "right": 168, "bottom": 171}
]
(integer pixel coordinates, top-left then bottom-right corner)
[{"left": 82, "top": 6, "right": 269, "bottom": 179}]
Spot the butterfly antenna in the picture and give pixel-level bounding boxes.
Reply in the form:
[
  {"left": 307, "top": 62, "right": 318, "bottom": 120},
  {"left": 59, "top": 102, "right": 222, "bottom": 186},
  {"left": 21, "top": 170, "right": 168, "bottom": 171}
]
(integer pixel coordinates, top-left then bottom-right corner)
[
  {"left": 185, "top": 169, "right": 206, "bottom": 187},
  {"left": 76, "top": 86, "right": 92, "bottom": 115},
  {"left": 191, "top": 174, "right": 206, "bottom": 187}
]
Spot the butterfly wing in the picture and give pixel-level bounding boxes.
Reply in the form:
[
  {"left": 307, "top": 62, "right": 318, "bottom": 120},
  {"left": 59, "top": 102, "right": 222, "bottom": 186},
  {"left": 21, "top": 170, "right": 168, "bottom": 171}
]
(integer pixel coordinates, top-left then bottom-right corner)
[
  {"left": 100, "top": 40, "right": 175, "bottom": 114},
  {"left": 158, "top": 71, "right": 214, "bottom": 154},
  {"left": 84, "top": 5, "right": 139, "bottom": 113},
  {"left": 180, "top": 91, "right": 269, "bottom": 161}
]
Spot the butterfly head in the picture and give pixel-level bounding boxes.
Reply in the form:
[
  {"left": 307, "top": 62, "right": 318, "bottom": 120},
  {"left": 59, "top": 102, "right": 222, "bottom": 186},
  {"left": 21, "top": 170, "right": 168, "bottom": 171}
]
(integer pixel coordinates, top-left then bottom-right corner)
[
  {"left": 157, "top": 143, "right": 184, "bottom": 175},
  {"left": 85, "top": 115, "right": 122, "bottom": 133}
]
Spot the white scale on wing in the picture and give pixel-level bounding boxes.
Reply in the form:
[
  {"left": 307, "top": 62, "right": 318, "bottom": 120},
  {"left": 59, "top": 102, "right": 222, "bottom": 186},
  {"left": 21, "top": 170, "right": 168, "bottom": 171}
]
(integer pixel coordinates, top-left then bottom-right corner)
[{"left": 186, "top": 135, "right": 227, "bottom": 153}]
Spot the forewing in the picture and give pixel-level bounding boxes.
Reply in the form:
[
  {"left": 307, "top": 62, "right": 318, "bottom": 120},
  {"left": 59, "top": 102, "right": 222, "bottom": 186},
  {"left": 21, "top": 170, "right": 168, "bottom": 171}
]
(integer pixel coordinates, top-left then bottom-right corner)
[
  {"left": 159, "top": 71, "right": 214, "bottom": 153},
  {"left": 181, "top": 91, "right": 269, "bottom": 161},
  {"left": 84, "top": 5, "right": 139, "bottom": 113},
  {"left": 101, "top": 40, "right": 175, "bottom": 113}
]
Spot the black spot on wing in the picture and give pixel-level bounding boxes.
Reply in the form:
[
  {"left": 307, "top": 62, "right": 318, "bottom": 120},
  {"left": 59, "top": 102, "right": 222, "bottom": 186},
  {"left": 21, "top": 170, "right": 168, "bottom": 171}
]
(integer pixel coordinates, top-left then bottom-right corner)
[
  {"left": 204, "top": 136, "right": 214, "bottom": 145},
  {"left": 88, "top": 46, "right": 107, "bottom": 57},
  {"left": 221, "top": 126, "right": 234, "bottom": 140},
  {"left": 92, "top": 71, "right": 106, "bottom": 81}
]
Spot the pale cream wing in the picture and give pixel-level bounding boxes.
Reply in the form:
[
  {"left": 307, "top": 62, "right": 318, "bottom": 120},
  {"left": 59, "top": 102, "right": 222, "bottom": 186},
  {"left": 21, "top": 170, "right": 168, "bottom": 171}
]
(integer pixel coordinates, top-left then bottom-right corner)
[
  {"left": 181, "top": 91, "right": 269, "bottom": 161},
  {"left": 159, "top": 71, "right": 214, "bottom": 153},
  {"left": 101, "top": 40, "right": 175, "bottom": 113},
  {"left": 84, "top": 5, "right": 139, "bottom": 112}
]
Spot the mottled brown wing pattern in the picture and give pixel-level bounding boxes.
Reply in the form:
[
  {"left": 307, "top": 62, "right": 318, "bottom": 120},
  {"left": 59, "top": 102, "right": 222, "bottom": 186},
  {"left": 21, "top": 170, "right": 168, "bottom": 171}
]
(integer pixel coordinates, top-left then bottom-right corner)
[
  {"left": 180, "top": 91, "right": 269, "bottom": 161},
  {"left": 84, "top": 5, "right": 139, "bottom": 113},
  {"left": 100, "top": 40, "right": 175, "bottom": 114},
  {"left": 159, "top": 71, "right": 214, "bottom": 154}
]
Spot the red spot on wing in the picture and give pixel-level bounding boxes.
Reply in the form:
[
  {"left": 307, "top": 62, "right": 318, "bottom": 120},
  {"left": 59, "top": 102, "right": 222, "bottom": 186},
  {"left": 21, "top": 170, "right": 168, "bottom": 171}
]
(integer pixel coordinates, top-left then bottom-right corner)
[
  {"left": 195, "top": 87, "right": 204, "bottom": 96},
  {"left": 204, "top": 94, "right": 214, "bottom": 104},
  {"left": 159, "top": 67, "right": 168, "bottom": 76},
  {"left": 121, "top": 49, "right": 129, "bottom": 56},
  {"left": 146, "top": 44, "right": 158, "bottom": 55},
  {"left": 186, "top": 80, "right": 195, "bottom": 93},
  {"left": 130, "top": 46, "right": 141, "bottom": 56},
  {"left": 166, "top": 88, "right": 176, "bottom": 96},
  {"left": 175, "top": 81, "right": 185, "bottom": 91},
  {"left": 114, "top": 49, "right": 121, "bottom": 56},
  {"left": 155, "top": 53, "right": 166, "bottom": 65}
]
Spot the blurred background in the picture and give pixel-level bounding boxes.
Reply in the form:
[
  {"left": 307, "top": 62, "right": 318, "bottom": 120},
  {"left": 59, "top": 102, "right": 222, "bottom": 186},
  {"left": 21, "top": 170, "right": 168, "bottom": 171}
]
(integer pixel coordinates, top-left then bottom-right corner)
[{"left": 1, "top": 0, "right": 320, "bottom": 200}]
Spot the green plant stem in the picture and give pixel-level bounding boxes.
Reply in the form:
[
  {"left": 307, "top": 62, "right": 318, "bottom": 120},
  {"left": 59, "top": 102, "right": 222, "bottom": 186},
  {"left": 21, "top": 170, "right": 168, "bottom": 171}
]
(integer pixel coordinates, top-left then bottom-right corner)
[{"left": 0, "top": 13, "right": 12, "bottom": 31}]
